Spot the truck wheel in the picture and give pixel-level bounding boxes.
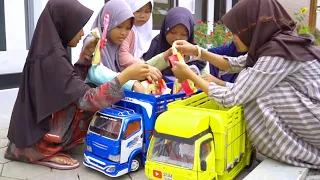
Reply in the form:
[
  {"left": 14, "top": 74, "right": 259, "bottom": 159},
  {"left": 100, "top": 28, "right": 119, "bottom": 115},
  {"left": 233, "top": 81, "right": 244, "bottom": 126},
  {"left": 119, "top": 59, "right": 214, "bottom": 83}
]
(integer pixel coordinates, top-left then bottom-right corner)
[{"left": 130, "top": 156, "right": 141, "bottom": 172}]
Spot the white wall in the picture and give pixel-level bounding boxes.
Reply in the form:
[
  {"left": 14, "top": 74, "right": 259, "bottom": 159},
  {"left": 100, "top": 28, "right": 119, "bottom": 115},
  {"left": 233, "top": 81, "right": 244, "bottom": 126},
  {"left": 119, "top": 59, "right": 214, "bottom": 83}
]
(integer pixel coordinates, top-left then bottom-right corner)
[
  {"left": 71, "top": 0, "right": 105, "bottom": 64},
  {"left": 0, "top": 0, "right": 28, "bottom": 75},
  {"left": 278, "top": 0, "right": 310, "bottom": 25}
]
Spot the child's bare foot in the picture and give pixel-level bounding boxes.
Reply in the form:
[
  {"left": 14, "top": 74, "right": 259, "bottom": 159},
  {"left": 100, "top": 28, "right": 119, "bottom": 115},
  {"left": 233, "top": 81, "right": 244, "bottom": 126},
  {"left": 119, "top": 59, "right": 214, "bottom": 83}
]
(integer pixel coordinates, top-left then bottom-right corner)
[{"left": 50, "top": 155, "right": 78, "bottom": 165}]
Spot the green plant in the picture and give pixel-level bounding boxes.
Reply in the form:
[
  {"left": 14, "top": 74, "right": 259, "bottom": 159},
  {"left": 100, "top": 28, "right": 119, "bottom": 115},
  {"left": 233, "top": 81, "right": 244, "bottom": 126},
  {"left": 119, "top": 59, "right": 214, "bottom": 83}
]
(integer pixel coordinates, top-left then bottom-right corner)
[
  {"left": 194, "top": 20, "right": 233, "bottom": 48},
  {"left": 294, "top": 7, "right": 310, "bottom": 34},
  {"left": 294, "top": 7, "right": 320, "bottom": 46}
]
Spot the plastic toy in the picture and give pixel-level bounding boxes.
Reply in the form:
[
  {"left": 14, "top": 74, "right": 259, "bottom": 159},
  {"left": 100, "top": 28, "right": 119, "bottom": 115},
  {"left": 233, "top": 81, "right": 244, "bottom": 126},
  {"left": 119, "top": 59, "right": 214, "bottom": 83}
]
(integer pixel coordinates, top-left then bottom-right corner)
[
  {"left": 91, "top": 11, "right": 109, "bottom": 65},
  {"left": 83, "top": 83, "right": 190, "bottom": 177},
  {"left": 141, "top": 79, "right": 171, "bottom": 95},
  {"left": 145, "top": 93, "right": 252, "bottom": 180},
  {"left": 168, "top": 42, "right": 197, "bottom": 96}
]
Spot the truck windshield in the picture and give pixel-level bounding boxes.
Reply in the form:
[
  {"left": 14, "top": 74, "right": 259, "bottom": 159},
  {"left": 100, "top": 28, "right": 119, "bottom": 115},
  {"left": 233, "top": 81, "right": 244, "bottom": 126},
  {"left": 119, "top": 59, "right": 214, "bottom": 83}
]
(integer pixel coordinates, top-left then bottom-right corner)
[
  {"left": 89, "top": 113, "right": 122, "bottom": 140},
  {"left": 148, "top": 137, "right": 194, "bottom": 169}
]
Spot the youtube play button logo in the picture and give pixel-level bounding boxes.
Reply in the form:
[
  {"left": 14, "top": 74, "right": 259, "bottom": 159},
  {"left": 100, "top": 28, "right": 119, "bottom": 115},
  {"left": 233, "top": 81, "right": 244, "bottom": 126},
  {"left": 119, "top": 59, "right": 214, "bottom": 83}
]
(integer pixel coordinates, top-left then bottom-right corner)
[{"left": 153, "top": 170, "right": 162, "bottom": 178}]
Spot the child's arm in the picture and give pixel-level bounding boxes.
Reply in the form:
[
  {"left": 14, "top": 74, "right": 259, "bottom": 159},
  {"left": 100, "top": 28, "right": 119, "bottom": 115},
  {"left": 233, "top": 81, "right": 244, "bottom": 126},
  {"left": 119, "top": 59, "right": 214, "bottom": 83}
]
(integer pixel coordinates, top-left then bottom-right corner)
[
  {"left": 178, "top": 56, "right": 296, "bottom": 108},
  {"left": 145, "top": 53, "right": 170, "bottom": 71},
  {"left": 87, "top": 65, "right": 136, "bottom": 91},
  {"left": 175, "top": 40, "right": 246, "bottom": 72},
  {"left": 119, "top": 30, "right": 143, "bottom": 68},
  {"left": 75, "top": 77, "right": 125, "bottom": 111}
]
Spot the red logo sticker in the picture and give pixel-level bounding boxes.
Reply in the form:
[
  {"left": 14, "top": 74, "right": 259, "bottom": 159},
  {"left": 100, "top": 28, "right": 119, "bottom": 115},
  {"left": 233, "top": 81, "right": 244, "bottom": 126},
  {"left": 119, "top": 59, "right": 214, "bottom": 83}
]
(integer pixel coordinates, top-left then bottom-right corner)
[{"left": 153, "top": 170, "right": 162, "bottom": 178}]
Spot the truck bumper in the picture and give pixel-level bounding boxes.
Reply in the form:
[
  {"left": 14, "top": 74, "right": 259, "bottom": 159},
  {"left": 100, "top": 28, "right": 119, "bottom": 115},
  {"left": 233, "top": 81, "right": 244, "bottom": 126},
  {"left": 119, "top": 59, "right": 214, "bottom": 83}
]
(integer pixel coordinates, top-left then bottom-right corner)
[{"left": 83, "top": 151, "right": 129, "bottom": 177}]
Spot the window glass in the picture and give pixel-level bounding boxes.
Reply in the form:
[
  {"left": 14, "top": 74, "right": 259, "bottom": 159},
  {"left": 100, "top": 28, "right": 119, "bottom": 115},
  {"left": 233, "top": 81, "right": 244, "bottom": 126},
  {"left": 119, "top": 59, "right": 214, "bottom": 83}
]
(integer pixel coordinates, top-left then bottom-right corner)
[
  {"left": 125, "top": 120, "right": 141, "bottom": 138},
  {"left": 200, "top": 140, "right": 212, "bottom": 161}
]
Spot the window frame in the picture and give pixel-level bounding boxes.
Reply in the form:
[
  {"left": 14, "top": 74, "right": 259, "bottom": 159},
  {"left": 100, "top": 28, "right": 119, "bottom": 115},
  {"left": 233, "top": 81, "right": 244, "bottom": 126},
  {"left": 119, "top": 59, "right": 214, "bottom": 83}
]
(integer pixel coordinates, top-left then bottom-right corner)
[{"left": 0, "top": 0, "right": 6, "bottom": 51}]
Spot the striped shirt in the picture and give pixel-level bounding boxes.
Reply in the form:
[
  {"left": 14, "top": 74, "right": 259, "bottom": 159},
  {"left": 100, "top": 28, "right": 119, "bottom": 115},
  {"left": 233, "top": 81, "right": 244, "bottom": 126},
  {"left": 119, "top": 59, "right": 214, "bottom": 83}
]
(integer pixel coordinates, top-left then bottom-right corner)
[{"left": 209, "top": 55, "right": 320, "bottom": 168}]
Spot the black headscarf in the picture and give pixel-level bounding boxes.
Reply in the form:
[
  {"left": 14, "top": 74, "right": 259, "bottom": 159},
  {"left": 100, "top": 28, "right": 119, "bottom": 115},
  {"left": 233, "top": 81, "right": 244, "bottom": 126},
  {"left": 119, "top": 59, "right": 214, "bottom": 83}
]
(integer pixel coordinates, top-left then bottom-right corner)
[
  {"left": 143, "top": 7, "right": 206, "bottom": 76},
  {"left": 7, "top": 0, "right": 93, "bottom": 148},
  {"left": 222, "top": 0, "right": 320, "bottom": 67}
]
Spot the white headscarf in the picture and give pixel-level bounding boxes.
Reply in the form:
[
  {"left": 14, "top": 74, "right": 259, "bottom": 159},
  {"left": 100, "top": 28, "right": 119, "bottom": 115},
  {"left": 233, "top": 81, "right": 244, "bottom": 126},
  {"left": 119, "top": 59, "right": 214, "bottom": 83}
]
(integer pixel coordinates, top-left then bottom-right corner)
[
  {"left": 87, "top": 0, "right": 134, "bottom": 72},
  {"left": 126, "top": 0, "right": 153, "bottom": 59}
]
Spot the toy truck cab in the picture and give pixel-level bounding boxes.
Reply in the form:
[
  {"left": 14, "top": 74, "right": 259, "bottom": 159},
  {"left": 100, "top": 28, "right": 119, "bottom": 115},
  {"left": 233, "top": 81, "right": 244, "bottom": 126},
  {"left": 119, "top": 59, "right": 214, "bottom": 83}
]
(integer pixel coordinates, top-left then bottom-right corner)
[
  {"left": 84, "top": 106, "right": 144, "bottom": 177},
  {"left": 146, "top": 93, "right": 252, "bottom": 180},
  {"left": 145, "top": 110, "right": 218, "bottom": 180}
]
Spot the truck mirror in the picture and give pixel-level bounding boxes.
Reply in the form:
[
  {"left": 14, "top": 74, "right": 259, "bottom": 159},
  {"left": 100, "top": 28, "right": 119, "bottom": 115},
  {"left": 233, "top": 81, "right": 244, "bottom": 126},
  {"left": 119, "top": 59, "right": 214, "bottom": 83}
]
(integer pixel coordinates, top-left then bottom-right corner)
[
  {"left": 121, "top": 133, "right": 126, "bottom": 140},
  {"left": 200, "top": 160, "right": 207, "bottom": 171}
]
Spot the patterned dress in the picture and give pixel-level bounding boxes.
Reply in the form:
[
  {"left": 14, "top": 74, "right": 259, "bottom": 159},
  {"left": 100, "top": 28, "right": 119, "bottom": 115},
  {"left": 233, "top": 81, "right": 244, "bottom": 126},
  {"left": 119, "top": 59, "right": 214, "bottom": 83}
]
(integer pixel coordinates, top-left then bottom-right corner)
[
  {"left": 5, "top": 78, "right": 124, "bottom": 163},
  {"left": 209, "top": 55, "right": 320, "bottom": 169}
]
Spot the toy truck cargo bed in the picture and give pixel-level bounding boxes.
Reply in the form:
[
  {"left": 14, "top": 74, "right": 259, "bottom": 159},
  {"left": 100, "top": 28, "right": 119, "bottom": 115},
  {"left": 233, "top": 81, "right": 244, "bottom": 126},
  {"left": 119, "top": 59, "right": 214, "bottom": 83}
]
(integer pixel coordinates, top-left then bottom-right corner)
[{"left": 145, "top": 92, "right": 252, "bottom": 180}]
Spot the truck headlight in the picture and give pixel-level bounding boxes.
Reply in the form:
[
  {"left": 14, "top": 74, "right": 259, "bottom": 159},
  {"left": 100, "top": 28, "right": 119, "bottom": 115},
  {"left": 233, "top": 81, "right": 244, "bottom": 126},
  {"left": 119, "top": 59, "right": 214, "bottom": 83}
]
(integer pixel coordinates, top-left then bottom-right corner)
[
  {"left": 106, "top": 166, "right": 116, "bottom": 172},
  {"left": 86, "top": 145, "right": 92, "bottom": 152},
  {"left": 108, "top": 154, "right": 120, "bottom": 162}
]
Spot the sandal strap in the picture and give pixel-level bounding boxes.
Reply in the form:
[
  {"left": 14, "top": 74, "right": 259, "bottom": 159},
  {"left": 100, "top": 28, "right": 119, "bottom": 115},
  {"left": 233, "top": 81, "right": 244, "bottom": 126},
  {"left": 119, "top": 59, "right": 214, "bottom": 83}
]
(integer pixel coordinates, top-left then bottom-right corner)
[{"left": 41, "top": 153, "right": 72, "bottom": 162}]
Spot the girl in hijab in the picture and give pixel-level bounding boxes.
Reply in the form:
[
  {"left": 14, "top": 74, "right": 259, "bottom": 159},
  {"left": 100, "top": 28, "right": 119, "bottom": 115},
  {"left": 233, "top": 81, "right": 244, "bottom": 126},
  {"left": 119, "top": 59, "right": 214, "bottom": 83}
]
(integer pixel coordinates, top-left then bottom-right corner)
[
  {"left": 202, "top": 42, "right": 246, "bottom": 87},
  {"left": 78, "top": 0, "right": 155, "bottom": 92},
  {"left": 143, "top": 7, "right": 207, "bottom": 78},
  {"left": 118, "top": 0, "right": 164, "bottom": 81},
  {"left": 120, "top": 0, "right": 153, "bottom": 61},
  {"left": 5, "top": 0, "right": 149, "bottom": 170},
  {"left": 172, "top": 0, "right": 320, "bottom": 169}
]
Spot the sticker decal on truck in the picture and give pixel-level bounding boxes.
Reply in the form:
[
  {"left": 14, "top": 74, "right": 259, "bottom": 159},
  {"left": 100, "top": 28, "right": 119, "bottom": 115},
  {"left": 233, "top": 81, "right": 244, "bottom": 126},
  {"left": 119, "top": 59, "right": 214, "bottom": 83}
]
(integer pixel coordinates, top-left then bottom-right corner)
[
  {"left": 153, "top": 170, "right": 162, "bottom": 178},
  {"left": 163, "top": 172, "right": 173, "bottom": 180}
]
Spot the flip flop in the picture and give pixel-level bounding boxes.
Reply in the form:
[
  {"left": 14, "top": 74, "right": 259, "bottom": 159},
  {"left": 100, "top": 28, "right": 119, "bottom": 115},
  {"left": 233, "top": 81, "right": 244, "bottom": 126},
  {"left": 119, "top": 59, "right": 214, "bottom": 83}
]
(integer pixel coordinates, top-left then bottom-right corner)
[{"left": 36, "top": 153, "right": 80, "bottom": 170}]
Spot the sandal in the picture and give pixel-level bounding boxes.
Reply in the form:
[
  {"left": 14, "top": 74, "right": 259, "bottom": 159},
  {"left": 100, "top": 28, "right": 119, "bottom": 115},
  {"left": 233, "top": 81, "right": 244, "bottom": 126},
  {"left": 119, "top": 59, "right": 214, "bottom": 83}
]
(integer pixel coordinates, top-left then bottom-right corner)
[{"left": 36, "top": 153, "right": 80, "bottom": 170}]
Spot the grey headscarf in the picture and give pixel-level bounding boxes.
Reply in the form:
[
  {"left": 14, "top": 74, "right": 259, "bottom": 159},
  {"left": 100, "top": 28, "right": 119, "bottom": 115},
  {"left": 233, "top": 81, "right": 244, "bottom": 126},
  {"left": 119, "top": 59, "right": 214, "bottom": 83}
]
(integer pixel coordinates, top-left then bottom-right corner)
[{"left": 86, "top": 0, "right": 134, "bottom": 72}]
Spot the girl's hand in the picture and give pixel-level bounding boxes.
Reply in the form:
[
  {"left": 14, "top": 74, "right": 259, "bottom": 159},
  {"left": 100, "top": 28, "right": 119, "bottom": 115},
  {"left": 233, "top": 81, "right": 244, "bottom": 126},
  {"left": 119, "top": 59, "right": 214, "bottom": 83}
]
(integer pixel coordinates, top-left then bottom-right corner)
[
  {"left": 163, "top": 48, "right": 173, "bottom": 61},
  {"left": 132, "top": 81, "right": 146, "bottom": 93},
  {"left": 147, "top": 65, "right": 162, "bottom": 82},
  {"left": 83, "top": 36, "right": 99, "bottom": 60},
  {"left": 202, "top": 74, "right": 219, "bottom": 82},
  {"left": 174, "top": 40, "right": 198, "bottom": 57},
  {"left": 171, "top": 61, "right": 194, "bottom": 82},
  {"left": 123, "top": 63, "right": 150, "bottom": 81},
  {"left": 202, "top": 74, "right": 227, "bottom": 86}
]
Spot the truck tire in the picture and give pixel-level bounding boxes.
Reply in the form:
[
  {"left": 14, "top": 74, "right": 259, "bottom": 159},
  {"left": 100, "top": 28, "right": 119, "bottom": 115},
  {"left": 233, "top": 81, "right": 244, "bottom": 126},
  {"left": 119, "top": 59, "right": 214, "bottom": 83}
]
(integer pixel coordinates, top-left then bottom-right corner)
[{"left": 130, "top": 156, "right": 141, "bottom": 172}]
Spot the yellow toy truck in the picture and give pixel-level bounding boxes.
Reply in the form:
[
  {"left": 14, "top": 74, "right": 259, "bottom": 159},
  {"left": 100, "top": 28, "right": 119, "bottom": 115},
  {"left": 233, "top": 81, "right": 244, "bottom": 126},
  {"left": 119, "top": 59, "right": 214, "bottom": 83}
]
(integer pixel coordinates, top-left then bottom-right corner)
[{"left": 145, "top": 93, "right": 252, "bottom": 180}]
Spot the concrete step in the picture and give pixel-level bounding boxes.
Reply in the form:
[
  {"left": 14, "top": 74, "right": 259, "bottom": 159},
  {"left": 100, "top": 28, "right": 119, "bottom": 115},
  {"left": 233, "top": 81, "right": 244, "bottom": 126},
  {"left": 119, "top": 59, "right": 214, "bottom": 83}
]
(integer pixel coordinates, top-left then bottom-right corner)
[{"left": 244, "top": 158, "right": 309, "bottom": 180}]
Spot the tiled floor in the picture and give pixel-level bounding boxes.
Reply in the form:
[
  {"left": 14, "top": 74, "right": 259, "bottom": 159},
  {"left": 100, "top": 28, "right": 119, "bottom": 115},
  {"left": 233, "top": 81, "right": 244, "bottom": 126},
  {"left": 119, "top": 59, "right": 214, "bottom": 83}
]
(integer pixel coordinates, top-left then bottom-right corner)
[{"left": 0, "top": 126, "right": 318, "bottom": 180}]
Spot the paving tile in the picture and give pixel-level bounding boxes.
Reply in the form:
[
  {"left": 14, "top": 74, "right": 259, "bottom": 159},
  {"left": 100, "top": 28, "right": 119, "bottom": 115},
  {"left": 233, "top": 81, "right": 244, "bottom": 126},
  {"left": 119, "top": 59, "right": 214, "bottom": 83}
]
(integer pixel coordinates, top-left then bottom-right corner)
[
  {"left": 0, "top": 148, "right": 11, "bottom": 164},
  {"left": 0, "top": 129, "right": 8, "bottom": 139},
  {"left": 307, "top": 175, "right": 320, "bottom": 180},
  {"left": 307, "top": 169, "right": 320, "bottom": 176},
  {"left": 0, "top": 163, "right": 3, "bottom": 175},
  {"left": 28, "top": 171, "right": 80, "bottom": 180},
  {"left": 70, "top": 144, "right": 86, "bottom": 156},
  {"left": 2, "top": 161, "right": 50, "bottom": 179},
  {"left": 0, "top": 177, "right": 23, "bottom": 180},
  {"left": 0, "top": 117, "right": 9, "bottom": 130},
  {"left": 129, "top": 168, "right": 148, "bottom": 180},
  {"left": 0, "top": 139, "right": 8, "bottom": 149},
  {"left": 52, "top": 154, "right": 131, "bottom": 180},
  {"left": 235, "top": 171, "right": 250, "bottom": 180}
]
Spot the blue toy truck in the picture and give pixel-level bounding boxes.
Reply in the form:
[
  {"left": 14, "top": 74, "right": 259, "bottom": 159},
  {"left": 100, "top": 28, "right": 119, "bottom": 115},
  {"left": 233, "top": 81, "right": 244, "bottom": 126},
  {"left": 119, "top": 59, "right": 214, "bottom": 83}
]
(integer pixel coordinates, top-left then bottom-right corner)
[{"left": 83, "top": 88, "right": 188, "bottom": 177}]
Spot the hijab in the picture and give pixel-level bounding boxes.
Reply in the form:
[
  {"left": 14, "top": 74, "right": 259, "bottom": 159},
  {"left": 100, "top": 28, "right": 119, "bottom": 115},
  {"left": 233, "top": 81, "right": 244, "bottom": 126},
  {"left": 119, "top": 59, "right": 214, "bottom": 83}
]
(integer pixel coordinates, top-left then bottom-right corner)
[
  {"left": 144, "top": 7, "right": 195, "bottom": 60},
  {"left": 83, "top": 0, "right": 134, "bottom": 72},
  {"left": 126, "top": 0, "right": 153, "bottom": 58},
  {"left": 144, "top": 7, "right": 206, "bottom": 76},
  {"left": 222, "top": 0, "right": 320, "bottom": 67},
  {"left": 8, "top": 0, "right": 93, "bottom": 148}
]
